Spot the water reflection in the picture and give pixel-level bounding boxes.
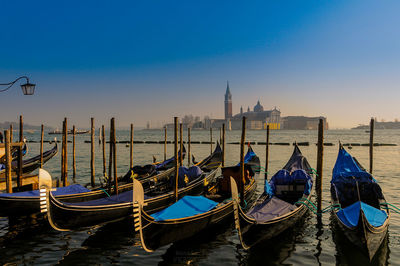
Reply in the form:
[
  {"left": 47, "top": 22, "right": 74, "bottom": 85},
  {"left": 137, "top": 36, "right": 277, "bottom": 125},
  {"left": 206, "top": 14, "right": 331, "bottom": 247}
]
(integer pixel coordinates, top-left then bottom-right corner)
[
  {"left": 314, "top": 216, "right": 324, "bottom": 266},
  {"left": 237, "top": 216, "right": 309, "bottom": 265},
  {"left": 331, "top": 217, "right": 390, "bottom": 266},
  {"left": 159, "top": 224, "right": 235, "bottom": 265}
]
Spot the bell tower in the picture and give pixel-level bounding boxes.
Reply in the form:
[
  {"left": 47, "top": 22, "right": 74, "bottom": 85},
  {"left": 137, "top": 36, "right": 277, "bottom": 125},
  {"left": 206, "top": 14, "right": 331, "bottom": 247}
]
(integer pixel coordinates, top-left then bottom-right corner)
[{"left": 224, "top": 81, "right": 232, "bottom": 119}]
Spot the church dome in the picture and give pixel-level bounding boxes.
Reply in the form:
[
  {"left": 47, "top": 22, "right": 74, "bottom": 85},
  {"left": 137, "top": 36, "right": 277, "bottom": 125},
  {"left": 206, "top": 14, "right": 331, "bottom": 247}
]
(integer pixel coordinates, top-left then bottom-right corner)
[{"left": 254, "top": 100, "right": 264, "bottom": 112}]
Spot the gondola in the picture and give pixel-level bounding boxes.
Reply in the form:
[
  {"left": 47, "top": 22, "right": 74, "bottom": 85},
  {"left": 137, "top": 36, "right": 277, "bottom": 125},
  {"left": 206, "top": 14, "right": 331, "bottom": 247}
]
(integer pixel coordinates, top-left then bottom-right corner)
[
  {"left": 0, "top": 142, "right": 27, "bottom": 164},
  {"left": 330, "top": 145, "right": 389, "bottom": 260},
  {"left": 134, "top": 145, "right": 260, "bottom": 252},
  {"left": 48, "top": 129, "right": 89, "bottom": 135},
  {"left": 0, "top": 146, "right": 185, "bottom": 217},
  {"left": 39, "top": 144, "right": 222, "bottom": 231},
  {"left": 231, "top": 144, "right": 313, "bottom": 249},
  {"left": 0, "top": 142, "right": 56, "bottom": 180}
]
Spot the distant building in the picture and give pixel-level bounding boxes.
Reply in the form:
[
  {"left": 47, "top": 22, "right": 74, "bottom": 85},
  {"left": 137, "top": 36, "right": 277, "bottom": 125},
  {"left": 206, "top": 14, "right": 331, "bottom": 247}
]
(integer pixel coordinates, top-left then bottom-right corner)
[
  {"left": 281, "top": 116, "right": 328, "bottom": 130},
  {"left": 210, "top": 82, "right": 281, "bottom": 130},
  {"left": 352, "top": 120, "right": 400, "bottom": 129},
  {"left": 224, "top": 81, "right": 232, "bottom": 119},
  {"left": 231, "top": 102, "right": 281, "bottom": 130},
  {"left": 163, "top": 82, "right": 328, "bottom": 131}
]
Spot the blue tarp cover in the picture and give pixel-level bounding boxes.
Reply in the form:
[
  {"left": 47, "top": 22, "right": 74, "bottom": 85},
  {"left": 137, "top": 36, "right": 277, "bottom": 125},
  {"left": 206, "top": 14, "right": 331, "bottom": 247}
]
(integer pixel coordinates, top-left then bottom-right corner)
[
  {"left": 151, "top": 195, "right": 218, "bottom": 221},
  {"left": 172, "top": 166, "right": 203, "bottom": 188},
  {"left": 332, "top": 148, "right": 375, "bottom": 183},
  {"left": 268, "top": 169, "right": 312, "bottom": 196},
  {"left": 0, "top": 184, "right": 90, "bottom": 198},
  {"left": 236, "top": 149, "right": 256, "bottom": 166},
  {"left": 337, "top": 201, "right": 388, "bottom": 227}
]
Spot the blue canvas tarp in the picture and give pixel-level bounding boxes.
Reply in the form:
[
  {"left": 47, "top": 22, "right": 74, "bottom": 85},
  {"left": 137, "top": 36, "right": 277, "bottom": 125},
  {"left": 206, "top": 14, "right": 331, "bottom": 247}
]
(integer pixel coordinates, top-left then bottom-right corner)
[
  {"left": 171, "top": 166, "right": 203, "bottom": 188},
  {"left": 0, "top": 184, "right": 91, "bottom": 198},
  {"left": 151, "top": 195, "right": 218, "bottom": 221},
  {"left": 236, "top": 148, "right": 256, "bottom": 166},
  {"left": 332, "top": 148, "right": 375, "bottom": 183},
  {"left": 337, "top": 201, "right": 388, "bottom": 227}
]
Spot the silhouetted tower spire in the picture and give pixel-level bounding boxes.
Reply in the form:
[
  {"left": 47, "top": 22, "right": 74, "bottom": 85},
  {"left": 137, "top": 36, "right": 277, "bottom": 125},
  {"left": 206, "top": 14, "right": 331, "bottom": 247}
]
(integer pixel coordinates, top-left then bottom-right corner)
[{"left": 224, "top": 81, "right": 232, "bottom": 119}]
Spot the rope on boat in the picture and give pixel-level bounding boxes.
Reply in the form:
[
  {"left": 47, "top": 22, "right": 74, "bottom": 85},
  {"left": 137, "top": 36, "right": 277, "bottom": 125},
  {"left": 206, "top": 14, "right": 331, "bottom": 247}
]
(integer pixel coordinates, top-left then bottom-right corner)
[
  {"left": 98, "top": 188, "right": 111, "bottom": 197},
  {"left": 295, "top": 199, "right": 320, "bottom": 216},
  {"left": 310, "top": 168, "right": 318, "bottom": 176},
  {"left": 380, "top": 202, "right": 400, "bottom": 214},
  {"left": 320, "top": 204, "right": 341, "bottom": 213},
  {"left": 295, "top": 197, "right": 341, "bottom": 216}
]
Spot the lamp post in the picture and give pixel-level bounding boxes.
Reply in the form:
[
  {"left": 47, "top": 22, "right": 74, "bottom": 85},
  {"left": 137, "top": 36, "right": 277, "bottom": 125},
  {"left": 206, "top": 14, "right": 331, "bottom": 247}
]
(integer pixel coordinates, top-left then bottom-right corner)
[{"left": 0, "top": 76, "right": 36, "bottom": 95}]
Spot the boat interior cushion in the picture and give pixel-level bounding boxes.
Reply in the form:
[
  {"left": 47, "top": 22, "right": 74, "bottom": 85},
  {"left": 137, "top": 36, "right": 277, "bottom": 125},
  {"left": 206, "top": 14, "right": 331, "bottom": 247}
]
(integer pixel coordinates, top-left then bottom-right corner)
[
  {"left": 170, "top": 166, "right": 203, "bottom": 189},
  {"left": 246, "top": 196, "right": 296, "bottom": 223},
  {"left": 332, "top": 180, "right": 383, "bottom": 209},
  {"left": 268, "top": 169, "right": 312, "bottom": 202},
  {"left": 121, "top": 165, "right": 157, "bottom": 181}
]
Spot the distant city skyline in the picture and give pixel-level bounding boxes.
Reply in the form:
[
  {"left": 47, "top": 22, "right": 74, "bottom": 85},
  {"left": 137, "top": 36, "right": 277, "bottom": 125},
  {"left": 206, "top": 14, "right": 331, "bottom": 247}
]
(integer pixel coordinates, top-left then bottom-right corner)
[{"left": 2, "top": 1, "right": 400, "bottom": 129}]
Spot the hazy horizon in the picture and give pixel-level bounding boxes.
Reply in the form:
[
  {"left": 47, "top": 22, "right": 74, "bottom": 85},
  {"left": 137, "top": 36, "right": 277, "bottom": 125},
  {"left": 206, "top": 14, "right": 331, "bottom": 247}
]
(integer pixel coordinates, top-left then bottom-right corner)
[{"left": 2, "top": 1, "right": 400, "bottom": 129}]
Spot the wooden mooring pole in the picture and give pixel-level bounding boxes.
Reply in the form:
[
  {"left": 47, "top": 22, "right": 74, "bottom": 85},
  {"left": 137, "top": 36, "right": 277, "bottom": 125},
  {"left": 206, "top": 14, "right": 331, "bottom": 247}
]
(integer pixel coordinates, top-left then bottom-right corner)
[
  {"left": 108, "top": 120, "right": 113, "bottom": 193},
  {"left": 17, "top": 115, "right": 23, "bottom": 188},
  {"left": 72, "top": 125, "right": 76, "bottom": 182},
  {"left": 179, "top": 123, "right": 183, "bottom": 166},
  {"left": 316, "top": 119, "right": 324, "bottom": 214},
  {"left": 130, "top": 123, "right": 134, "bottom": 169},
  {"left": 265, "top": 124, "right": 270, "bottom": 180},
  {"left": 5, "top": 130, "right": 12, "bottom": 193},
  {"left": 40, "top": 124, "right": 44, "bottom": 168},
  {"left": 9, "top": 124, "right": 13, "bottom": 143},
  {"left": 61, "top": 120, "right": 65, "bottom": 186},
  {"left": 91, "top": 118, "right": 95, "bottom": 187},
  {"left": 102, "top": 125, "right": 106, "bottom": 176},
  {"left": 188, "top": 127, "right": 191, "bottom": 166},
  {"left": 369, "top": 118, "right": 374, "bottom": 174},
  {"left": 239, "top": 117, "right": 246, "bottom": 207},
  {"left": 63, "top": 118, "right": 68, "bottom": 187},
  {"left": 222, "top": 123, "right": 225, "bottom": 167},
  {"left": 174, "top": 117, "right": 179, "bottom": 202},
  {"left": 112, "top": 118, "right": 118, "bottom": 195},
  {"left": 210, "top": 127, "right": 213, "bottom": 154},
  {"left": 164, "top": 126, "right": 167, "bottom": 161}
]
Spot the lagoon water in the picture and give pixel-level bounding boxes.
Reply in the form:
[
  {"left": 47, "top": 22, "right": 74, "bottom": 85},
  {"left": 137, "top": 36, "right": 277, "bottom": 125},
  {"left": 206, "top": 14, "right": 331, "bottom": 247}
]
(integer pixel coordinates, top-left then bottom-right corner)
[{"left": 1, "top": 129, "right": 399, "bottom": 265}]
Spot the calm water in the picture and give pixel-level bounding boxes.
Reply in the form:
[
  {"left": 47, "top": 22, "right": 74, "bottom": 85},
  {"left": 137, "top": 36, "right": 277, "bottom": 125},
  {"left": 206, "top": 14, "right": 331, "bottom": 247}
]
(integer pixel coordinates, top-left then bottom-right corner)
[{"left": 1, "top": 129, "right": 400, "bottom": 265}]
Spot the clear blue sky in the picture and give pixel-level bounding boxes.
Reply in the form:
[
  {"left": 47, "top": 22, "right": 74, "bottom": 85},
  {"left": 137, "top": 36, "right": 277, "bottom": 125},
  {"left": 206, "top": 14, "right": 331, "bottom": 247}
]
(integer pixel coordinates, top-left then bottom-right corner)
[{"left": 1, "top": 0, "right": 400, "bottom": 128}]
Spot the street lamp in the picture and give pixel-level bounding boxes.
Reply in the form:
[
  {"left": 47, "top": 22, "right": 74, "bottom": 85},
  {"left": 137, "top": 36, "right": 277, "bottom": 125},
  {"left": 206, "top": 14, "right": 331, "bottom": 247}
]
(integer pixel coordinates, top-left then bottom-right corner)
[{"left": 0, "top": 76, "right": 36, "bottom": 95}]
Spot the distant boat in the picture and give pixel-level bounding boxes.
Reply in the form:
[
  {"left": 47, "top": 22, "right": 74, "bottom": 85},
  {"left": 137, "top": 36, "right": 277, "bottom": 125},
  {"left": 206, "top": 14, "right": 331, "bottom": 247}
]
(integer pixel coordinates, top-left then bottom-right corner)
[
  {"left": 48, "top": 129, "right": 89, "bottom": 135},
  {"left": 365, "top": 130, "right": 370, "bottom": 133}
]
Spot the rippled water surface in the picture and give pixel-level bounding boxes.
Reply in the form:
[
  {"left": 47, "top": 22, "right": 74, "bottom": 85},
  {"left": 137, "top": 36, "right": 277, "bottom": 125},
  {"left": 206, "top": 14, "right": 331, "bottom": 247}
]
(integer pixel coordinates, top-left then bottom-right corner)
[{"left": 1, "top": 129, "right": 399, "bottom": 265}]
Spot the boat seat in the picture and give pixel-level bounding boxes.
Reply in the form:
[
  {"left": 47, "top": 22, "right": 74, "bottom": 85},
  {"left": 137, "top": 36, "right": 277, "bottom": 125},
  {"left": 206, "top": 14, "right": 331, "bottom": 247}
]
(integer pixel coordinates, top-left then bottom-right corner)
[
  {"left": 275, "top": 184, "right": 305, "bottom": 204},
  {"left": 333, "top": 181, "right": 382, "bottom": 209}
]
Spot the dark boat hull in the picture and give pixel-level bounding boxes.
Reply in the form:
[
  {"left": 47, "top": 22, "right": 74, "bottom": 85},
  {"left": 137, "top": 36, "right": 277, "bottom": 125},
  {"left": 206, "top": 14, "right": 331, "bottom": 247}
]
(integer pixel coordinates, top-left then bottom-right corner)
[
  {"left": 139, "top": 178, "right": 257, "bottom": 251},
  {"left": 0, "top": 167, "right": 175, "bottom": 217},
  {"left": 232, "top": 144, "right": 313, "bottom": 249},
  {"left": 0, "top": 143, "right": 58, "bottom": 180},
  {"left": 238, "top": 194, "right": 310, "bottom": 248},
  {"left": 332, "top": 205, "right": 389, "bottom": 260},
  {"left": 47, "top": 168, "right": 219, "bottom": 230}
]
